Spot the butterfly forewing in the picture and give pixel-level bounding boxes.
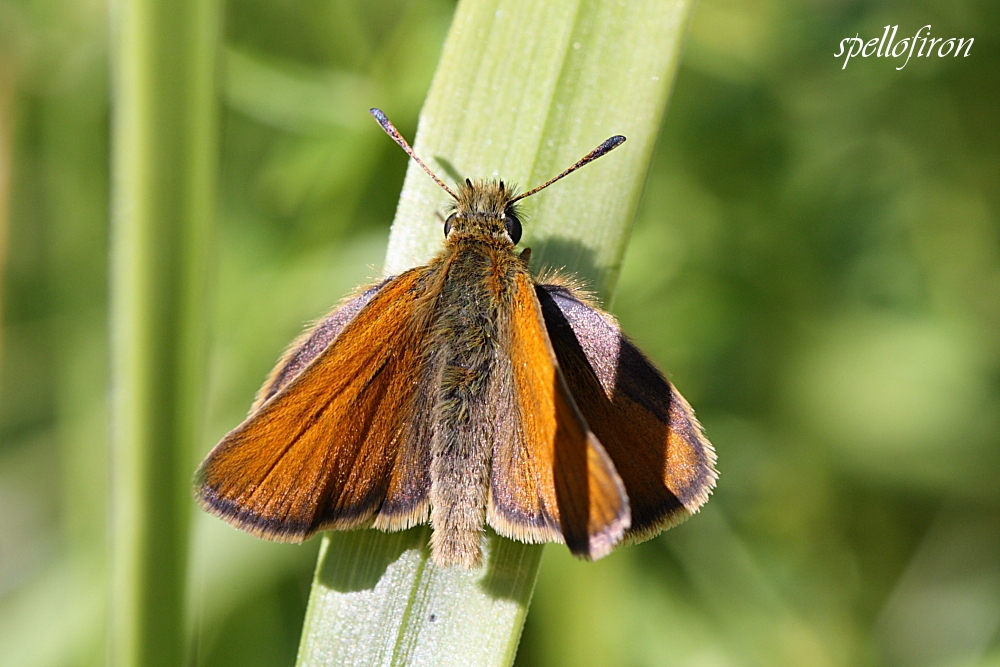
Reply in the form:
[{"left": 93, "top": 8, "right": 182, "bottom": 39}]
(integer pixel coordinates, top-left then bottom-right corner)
[
  {"left": 252, "top": 279, "right": 391, "bottom": 410},
  {"left": 536, "top": 284, "right": 717, "bottom": 542},
  {"left": 487, "top": 272, "right": 630, "bottom": 559},
  {"left": 196, "top": 267, "right": 436, "bottom": 541}
]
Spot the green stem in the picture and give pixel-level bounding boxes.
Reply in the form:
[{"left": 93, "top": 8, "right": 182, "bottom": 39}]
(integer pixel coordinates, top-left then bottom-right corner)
[
  {"left": 297, "top": 0, "right": 696, "bottom": 665},
  {"left": 108, "top": 0, "right": 221, "bottom": 664}
]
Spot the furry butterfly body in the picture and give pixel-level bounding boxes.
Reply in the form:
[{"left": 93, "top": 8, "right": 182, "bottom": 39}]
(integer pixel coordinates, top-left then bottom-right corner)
[{"left": 195, "top": 111, "right": 717, "bottom": 568}]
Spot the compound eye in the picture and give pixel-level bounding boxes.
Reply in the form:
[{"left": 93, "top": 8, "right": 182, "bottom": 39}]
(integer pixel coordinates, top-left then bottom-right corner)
[
  {"left": 504, "top": 211, "right": 522, "bottom": 244},
  {"left": 444, "top": 215, "right": 455, "bottom": 237}
]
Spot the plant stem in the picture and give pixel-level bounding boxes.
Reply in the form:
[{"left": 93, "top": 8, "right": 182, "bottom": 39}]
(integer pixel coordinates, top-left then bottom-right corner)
[
  {"left": 108, "top": 0, "right": 221, "bottom": 664},
  {"left": 297, "top": 0, "right": 696, "bottom": 665}
]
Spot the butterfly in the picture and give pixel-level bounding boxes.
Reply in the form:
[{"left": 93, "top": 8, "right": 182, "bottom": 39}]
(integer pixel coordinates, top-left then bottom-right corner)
[{"left": 195, "top": 109, "right": 717, "bottom": 568}]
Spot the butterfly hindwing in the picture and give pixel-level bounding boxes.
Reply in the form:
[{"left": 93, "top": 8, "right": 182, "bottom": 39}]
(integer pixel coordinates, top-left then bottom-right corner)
[
  {"left": 196, "top": 267, "right": 436, "bottom": 542},
  {"left": 536, "top": 283, "right": 717, "bottom": 543},
  {"left": 487, "top": 272, "right": 630, "bottom": 559}
]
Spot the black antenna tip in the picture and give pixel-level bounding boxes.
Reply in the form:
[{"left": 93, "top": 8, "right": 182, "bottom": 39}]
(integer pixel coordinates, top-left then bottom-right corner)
[
  {"left": 370, "top": 108, "right": 389, "bottom": 126},
  {"left": 600, "top": 135, "right": 626, "bottom": 153}
]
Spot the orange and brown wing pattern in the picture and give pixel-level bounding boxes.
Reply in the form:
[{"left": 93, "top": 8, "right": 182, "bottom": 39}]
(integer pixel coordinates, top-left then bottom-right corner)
[
  {"left": 196, "top": 267, "right": 436, "bottom": 541},
  {"left": 487, "top": 272, "right": 630, "bottom": 559},
  {"left": 251, "top": 279, "right": 391, "bottom": 411},
  {"left": 536, "top": 284, "right": 717, "bottom": 542}
]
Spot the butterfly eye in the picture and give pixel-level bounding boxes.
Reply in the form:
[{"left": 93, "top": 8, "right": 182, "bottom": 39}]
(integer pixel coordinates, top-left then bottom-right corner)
[
  {"left": 504, "top": 211, "right": 522, "bottom": 244},
  {"left": 444, "top": 215, "right": 454, "bottom": 237}
]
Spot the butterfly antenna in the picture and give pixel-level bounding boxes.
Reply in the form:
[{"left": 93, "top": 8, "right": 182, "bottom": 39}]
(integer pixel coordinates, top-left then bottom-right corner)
[
  {"left": 370, "top": 108, "right": 458, "bottom": 199},
  {"left": 511, "top": 135, "right": 626, "bottom": 203}
]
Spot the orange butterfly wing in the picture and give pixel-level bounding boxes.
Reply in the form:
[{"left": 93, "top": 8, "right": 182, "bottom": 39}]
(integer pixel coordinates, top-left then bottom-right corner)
[
  {"left": 536, "top": 284, "right": 717, "bottom": 542},
  {"left": 487, "top": 272, "right": 630, "bottom": 559},
  {"left": 251, "top": 278, "right": 390, "bottom": 411},
  {"left": 195, "top": 267, "right": 436, "bottom": 541}
]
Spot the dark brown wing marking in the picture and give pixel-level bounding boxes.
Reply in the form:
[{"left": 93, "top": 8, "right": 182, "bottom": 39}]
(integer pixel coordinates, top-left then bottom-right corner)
[{"left": 536, "top": 283, "right": 717, "bottom": 543}]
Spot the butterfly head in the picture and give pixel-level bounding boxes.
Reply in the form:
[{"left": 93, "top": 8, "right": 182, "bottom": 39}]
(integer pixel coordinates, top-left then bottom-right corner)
[{"left": 445, "top": 179, "right": 522, "bottom": 245}]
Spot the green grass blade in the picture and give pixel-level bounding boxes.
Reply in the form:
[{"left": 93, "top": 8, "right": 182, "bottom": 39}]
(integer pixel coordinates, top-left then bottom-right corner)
[
  {"left": 108, "top": 0, "right": 221, "bottom": 664},
  {"left": 296, "top": 0, "right": 696, "bottom": 665}
]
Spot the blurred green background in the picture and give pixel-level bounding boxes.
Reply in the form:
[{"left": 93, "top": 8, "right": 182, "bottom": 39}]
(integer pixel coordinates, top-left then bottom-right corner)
[{"left": 2, "top": 0, "right": 999, "bottom": 666}]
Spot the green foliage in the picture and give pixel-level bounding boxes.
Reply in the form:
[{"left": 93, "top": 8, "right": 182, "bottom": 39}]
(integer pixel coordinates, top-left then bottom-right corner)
[
  {"left": 2, "top": 0, "right": 999, "bottom": 666},
  {"left": 108, "top": 0, "right": 221, "bottom": 664}
]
